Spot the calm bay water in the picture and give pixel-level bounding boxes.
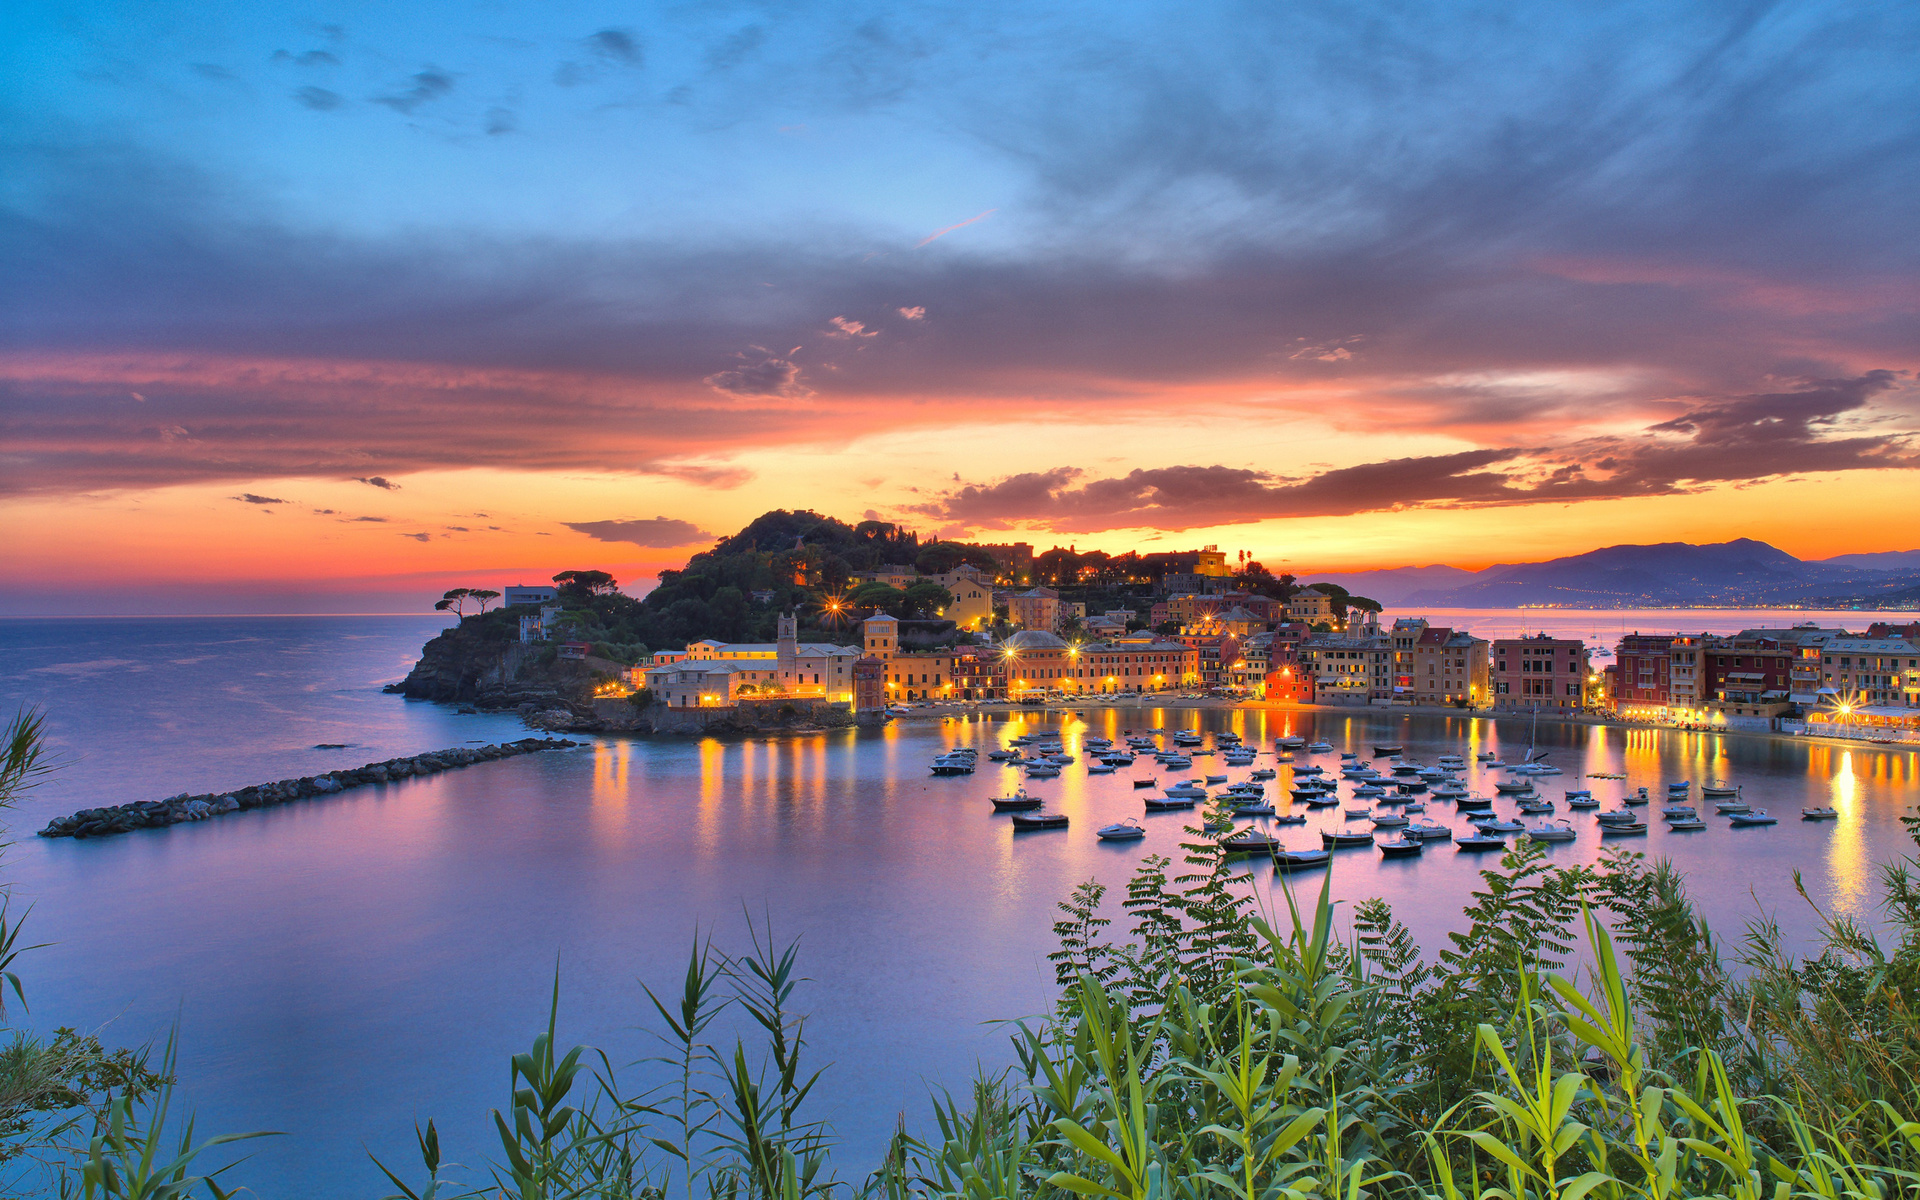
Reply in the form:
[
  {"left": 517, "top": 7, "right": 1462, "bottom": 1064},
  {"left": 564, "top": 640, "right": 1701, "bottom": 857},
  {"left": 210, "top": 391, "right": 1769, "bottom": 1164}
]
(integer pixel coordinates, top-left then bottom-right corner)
[{"left": 2, "top": 613, "right": 1916, "bottom": 1197}]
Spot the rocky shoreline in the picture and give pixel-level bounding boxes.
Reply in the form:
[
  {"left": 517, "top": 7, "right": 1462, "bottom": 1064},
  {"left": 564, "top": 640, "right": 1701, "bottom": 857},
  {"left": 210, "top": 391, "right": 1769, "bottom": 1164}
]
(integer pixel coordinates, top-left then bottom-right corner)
[{"left": 37, "top": 737, "right": 580, "bottom": 840}]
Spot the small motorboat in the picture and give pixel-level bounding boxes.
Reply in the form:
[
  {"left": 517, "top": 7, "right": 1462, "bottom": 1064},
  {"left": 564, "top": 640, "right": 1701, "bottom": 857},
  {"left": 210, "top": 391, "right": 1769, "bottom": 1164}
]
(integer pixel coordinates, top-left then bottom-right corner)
[
  {"left": 1667, "top": 780, "right": 1692, "bottom": 793},
  {"left": 1454, "top": 795, "right": 1495, "bottom": 810},
  {"left": 1205, "top": 774, "right": 1228, "bottom": 784},
  {"left": 1396, "top": 780, "right": 1429, "bottom": 795},
  {"left": 1372, "top": 744, "right": 1402, "bottom": 756},
  {"left": 1370, "top": 813, "right": 1408, "bottom": 828},
  {"left": 1565, "top": 794, "right": 1600, "bottom": 810},
  {"left": 1661, "top": 805, "right": 1697, "bottom": 819},
  {"left": 1131, "top": 778, "right": 1157, "bottom": 788},
  {"left": 1437, "top": 755, "right": 1466, "bottom": 769},
  {"left": 1729, "top": 810, "right": 1778, "bottom": 827},
  {"left": 1378, "top": 837, "right": 1424, "bottom": 858},
  {"left": 1087, "top": 763, "right": 1115, "bottom": 775},
  {"left": 1341, "top": 752, "right": 1358, "bottom": 760},
  {"left": 1322, "top": 829, "right": 1375, "bottom": 849},
  {"left": 1305, "top": 741, "right": 1334, "bottom": 753},
  {"left": 1222, "top": 830, "right": 1281, "bottom": 855},
  {"left": 1516, "top": 799, "right": 1555, "bottom": 814},
  {"left": 1667, "top": 817, "right": 1706, "bottom": 830},
  {"left": 1701, "top": 783, "right": 1740, "bottom": 799},
  {"left": 1405, "top": 821, "right": 1453, "bottom": 841},
  {"left": 987, "top": 749, "right": 1022, "bottom": 761},
  {"left": 1024, "top": 762, "right": 1062, "bottom": 778},
  {"left": 1096, "top": 821, "right": 1146, "bottom": 841},
  {"left": 1622, "top": 789, "right": 1650, "bottom": 806},
  {"left": 1352, "top": 784, "right": 1387, "bottom": 799},
  {"left": 1600, "top": 821, "right": 1648, "bottom": 837},
  {"left": 1596, "top": 809, "right": 1640, "bottom": 826},
  {"left": 1563, "top": 788, "right": 1593, "bottom": 802},
  {"left": 1291, "top": 786, "right": 1334, "bottom": 802},
  {"left": 1476, "top": 751, "right": 1500, "bottom": 762},
  {"left": 1403, "top": 801, "right": 1427, "bottom": 813},
  {"left": 1277, "top": 735, "right": 1307, "bottom": 749},
  {"left": 1430, "top": 782, "right": 1468, "bottom": 800},
  {"left": 1250, "top": 768, "right": 1277, "bottom": 780},
  {"left": 1301, "top": 794, "right": 1341, "bottom": 809},
  {"left": 1144, "top": 795, "right": 1198, "bottom": 811},
  {"left": 1231, "top": 801, "right": 1276, "bottom": 816},
  {"left": 1272, "top": 847, "right": 1332, "bottom": 871},
  {"left": 1271, "top": 812, "right": 1307, "bottom": 825},
  {"left": 1010, "top": 812, "right": 1069, "bottom": 831},
  {"left": 1344, "top": 806, "right": 1373, "bottom": 818},
  {"left": 1293, "top": 764, "right": 1326, "bottom": 776},
  {"left": 1223, "top": 782, "right": 1265, "bottom": 799},
  {"left": 1203, "top": 814, "right": 1234, "bottom": 832},
  {"left": 1457, "top": 834, "right": 1507, "bottom": 851},
  {"left": 1391, "top": 763, "right": 1422, "bottom": 777},
  {"left": 991, "top": 790, "right": 1043, "bottom": 811},
  {"left": 1523, "top": 822, "right": 1577, "bottom": 843},
  {"left": 1470, "top": 816, "right": 1525, "bottom": 833},
  {"left": 1802, "top": 807, "right": 1839, "bottom": 821},
  {"left": 1714, "top": 800, "right": 1751, "bottom": 814},
  {"left": 1494, "top": 779, "right": 1535, "bottom": 795},
  {"left": 1165, "top": 781, "right": 1209, "bottom": 799}
]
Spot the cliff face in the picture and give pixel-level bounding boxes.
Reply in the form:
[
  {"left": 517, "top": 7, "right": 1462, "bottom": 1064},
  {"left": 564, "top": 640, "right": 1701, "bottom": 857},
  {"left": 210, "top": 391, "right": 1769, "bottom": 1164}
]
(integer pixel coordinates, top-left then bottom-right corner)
[{"left": 395, "top": 621, "right": 622, "bottom": 714}]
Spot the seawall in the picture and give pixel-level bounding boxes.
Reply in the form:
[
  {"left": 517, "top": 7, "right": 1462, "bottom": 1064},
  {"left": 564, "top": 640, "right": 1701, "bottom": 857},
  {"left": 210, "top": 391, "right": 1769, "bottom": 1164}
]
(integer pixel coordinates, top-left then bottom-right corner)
[{"left": 37, "top": 737, "right": 580, "bottom": 840}]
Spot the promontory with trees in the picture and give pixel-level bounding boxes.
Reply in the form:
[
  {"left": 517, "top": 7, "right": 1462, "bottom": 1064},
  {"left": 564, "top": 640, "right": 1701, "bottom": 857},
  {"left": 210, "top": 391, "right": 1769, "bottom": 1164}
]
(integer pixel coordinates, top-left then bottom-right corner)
[{"left": 394, "top": 508, "right": 1377, "bottom": 712}]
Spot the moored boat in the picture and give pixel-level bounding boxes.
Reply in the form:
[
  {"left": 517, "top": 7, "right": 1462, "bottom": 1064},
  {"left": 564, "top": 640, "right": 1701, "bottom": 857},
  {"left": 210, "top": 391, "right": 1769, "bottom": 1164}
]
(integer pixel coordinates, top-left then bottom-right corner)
[
  {"left": 1010, "top": 812, "right": 1069, "bottom": 831},
  {"left": 1523, "top": 822, "right": 1577, "bottom": 843},
  {"left": 1144, "top": 795, "right": 1197, "bottom": 811},
  {"left": 1729, "top": 810, "right": 1778, "bottom": 827},
  {"left": 990, "top": 790, "right": 1042, "bottom": 811},
  {"left": 1801, "top": 807, "right": 1838, "bottom": 821},
  {"left": 1322, "top": 829, "right": 1375, "bottom": 848},
  {"left": 1457, "top": 834, "right": 1507, "bottom": 851},
  {"left": 1378, "top": 836, "right": 1424, "bottom": 857},
  {"left": 1272, "top": 847, "right": 1332, "bottom": 871},
  {"left": 1096, "top": 820, "right": 1146, "bottom": 841},
  {"left": 1600, "top": 821, "right": 1648, "bottom": 836},
  {"left": 1222, "top": 829, "right": 1281, "bottom": 855}
]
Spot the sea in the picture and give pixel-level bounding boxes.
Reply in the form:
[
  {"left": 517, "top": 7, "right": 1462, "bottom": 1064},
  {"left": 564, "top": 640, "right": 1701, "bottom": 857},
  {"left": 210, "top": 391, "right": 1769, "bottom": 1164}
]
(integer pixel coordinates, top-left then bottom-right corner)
[{"left": 1, "top": 611, "right": 1915, "bottom": 1197}]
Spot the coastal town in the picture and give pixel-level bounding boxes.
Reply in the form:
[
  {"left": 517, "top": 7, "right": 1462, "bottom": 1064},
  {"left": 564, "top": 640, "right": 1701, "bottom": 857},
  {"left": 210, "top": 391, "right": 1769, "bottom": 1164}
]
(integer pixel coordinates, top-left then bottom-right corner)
[{"left": 484, "top": 536, "right": 1920, "bottom": 745}]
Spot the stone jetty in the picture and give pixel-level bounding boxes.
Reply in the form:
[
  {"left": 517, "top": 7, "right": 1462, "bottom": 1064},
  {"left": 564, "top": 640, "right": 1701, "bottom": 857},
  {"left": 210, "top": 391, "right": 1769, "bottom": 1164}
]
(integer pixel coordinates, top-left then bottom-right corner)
[{"left": 37, "top": 737, "right": 580, "bottom": 840}]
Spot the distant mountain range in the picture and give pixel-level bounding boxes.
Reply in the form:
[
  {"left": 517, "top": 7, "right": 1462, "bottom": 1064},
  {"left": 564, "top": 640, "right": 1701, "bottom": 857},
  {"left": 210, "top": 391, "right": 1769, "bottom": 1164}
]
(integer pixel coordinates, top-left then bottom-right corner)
[{"left": 1312, "top": 539, "right": 1920, "bottom": 609}]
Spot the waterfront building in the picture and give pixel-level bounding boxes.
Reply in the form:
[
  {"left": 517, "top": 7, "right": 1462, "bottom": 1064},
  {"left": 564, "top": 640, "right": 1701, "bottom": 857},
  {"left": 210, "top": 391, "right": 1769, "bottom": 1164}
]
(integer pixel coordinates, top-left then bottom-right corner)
[
  {"left": 1153, "top": 592, "right": 1282, "bottom": 628},
  {"left": 1389, "top": 619, "right": 1489, "bottom": 706},
  {"left": 1301, "top": 617, "right": 1392, "bottom": 704},
  {"left": 1614, "top": 634, "right": 1677, "bottom": 714},
  {"left": 1491, "top": 635, "right": 1591, "bottom": 711},
  {"left": 1811, "top": 636, "right": 1920, "bottom": 709},
  {"left": 646, "top": 613, "right": 860, "bottom": 704},
  {"left": 1667, "top": 634, "right": 1709, "bottom": 714}
]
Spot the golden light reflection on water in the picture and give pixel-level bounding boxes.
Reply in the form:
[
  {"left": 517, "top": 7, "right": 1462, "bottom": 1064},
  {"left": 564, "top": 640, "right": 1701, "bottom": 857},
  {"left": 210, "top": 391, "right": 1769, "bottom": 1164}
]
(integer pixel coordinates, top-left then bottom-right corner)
[
  {"left": 1827, "top": 751, "right": 1867, "bottom": 912},
  {"left": 589, "top": 739, "right": 632, "bottom": 840}
]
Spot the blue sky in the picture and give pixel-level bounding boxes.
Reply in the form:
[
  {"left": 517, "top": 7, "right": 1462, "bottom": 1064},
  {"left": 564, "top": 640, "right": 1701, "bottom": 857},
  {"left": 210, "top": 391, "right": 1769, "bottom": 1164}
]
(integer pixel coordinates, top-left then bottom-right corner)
[{"left": 3, "top": 0, "right": 1918, "bottom": 608}]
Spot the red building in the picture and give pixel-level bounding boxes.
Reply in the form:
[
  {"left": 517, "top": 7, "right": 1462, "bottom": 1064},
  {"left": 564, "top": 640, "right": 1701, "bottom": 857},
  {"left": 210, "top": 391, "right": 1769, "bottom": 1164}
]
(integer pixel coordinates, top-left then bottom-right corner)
[
  {"left": 1491, "top": 635, "right": 1591, "bottom": 710},
  {"left": 1614, "top": 633, "right": 1677, "bottom": 711},
  {"left": 1706, "top": 636, "right": 1794, "bottom": 703}
]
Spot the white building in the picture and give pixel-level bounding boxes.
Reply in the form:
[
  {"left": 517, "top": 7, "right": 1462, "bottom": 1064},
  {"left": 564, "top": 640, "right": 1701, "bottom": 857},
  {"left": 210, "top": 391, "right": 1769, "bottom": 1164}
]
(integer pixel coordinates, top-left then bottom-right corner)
[
  {"left": 503, "top": 584, "right": 560, "bottom": 607},
  {"left": 643, "top": 613, "right": 859, "bottom": 707}
]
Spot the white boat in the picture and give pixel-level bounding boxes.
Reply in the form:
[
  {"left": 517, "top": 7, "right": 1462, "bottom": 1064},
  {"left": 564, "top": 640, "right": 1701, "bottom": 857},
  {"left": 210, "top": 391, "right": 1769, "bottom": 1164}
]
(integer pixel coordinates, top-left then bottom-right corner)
[
  {"left": 1516, "top": 799, "right": 1555, "bottom": 814},
  {"left": 1231, "top": 801, "right": 1276, "bottom": 816},
  {"left": 1204, "top": 773, "right": 1228, "bottom": 784},
  {"left": 1596, "top": 809, "right": 1640, "bottom": 825},
  {"left": 1293, "top": 764, "right": 1326, "bottom": 776},
  {"left": 1087, "top": 763, "right": 1115, "bottom": 775},
  {"left": 1476, "top": 752, "right": 1501, "bottom": 763},
  {"left": 1164, "top": 782, "right": 1209, "bottom": 800},
  {"left": 1223, "top": 783, "right": 1265, "bottom": 799},
  {"left": 1701, "top": 783, "right": 1740, "bottom": 799},
  {"left": 1352, "top": 784, "right": 1386, "bottom": 798},
  {"left": 1565, "top": 794, "right": 1600, "bottom": 810},
  {"left": 1438, "top": 755, "right": 1466, "bottom": 769},
  {"left": 1277, "top": 736, "right": 1307, "bottom": 749},
  {"left": 1494, "top": 779, "right": 1535, "bottom": 794},
  {"left": 1305, "top": 741, "right": 1333, "bottom": 753},
  {"left": 1622, "top": 788, "right": 1650, "bottom": 806},
  {"left": 1661, "top": 805, "right": 1697, "bottom": 819},
  {"left": 1729, "top": 810, "right": 1778, "bottom": 827},
  {"left": 1344, "top": 806, "right": 1373, "bottom": 818},
  {"left": 1523, "top": 822, "right": 1577, "bottom": 843},
  {"left": 1600, "top": 821, "right": 1648, "bottom": 836},
  {"left": 1802, "top": 807, "right": 1838, "bottom": 821},
  {"left": 1097, "top": 820, "right": 1146, "bottom": 841},
  {"left": 1371, "top": 813, "right": 1408, "bottom": 828},
  {"left": 1430, "top": 782, "right": 1468, "bottom": 799},
  {"left": 1024, "top": 762, "right": 1061, "bottom": 778},
  {"left": 1406, "top": 821, "right": 1453, "bottom": 841},
  {"left": 1563, "top": 789, "right": 1593, "bottom": 801},
  {"left": 1250, "top": 768, "right": 1277, "bottom": 780},
  {"left": 1714, "top": 800, "right": 1751, "bottom": 814},
  {"left": 1667, "top": 817, "right": 1706, "bottom": 830},
  {"left": 1457, "top": 834, "right": 1507, "bottom": 851},
  {"left": 988, "top": 749, "right": 1022, "bottom": 762},
  {"left": 1667, "top": 780, "right": 1692, "bottom": 793},
  {"left": 1470, "top": 816, "right": 1525, "bottom": 833}
]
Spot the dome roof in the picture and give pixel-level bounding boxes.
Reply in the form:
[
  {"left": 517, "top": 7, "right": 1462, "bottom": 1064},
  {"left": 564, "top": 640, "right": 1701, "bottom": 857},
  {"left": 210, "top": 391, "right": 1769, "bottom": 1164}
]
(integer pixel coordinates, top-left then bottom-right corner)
[{"left": 1001, "top": 630, "right": 1069, "bottom": 650}]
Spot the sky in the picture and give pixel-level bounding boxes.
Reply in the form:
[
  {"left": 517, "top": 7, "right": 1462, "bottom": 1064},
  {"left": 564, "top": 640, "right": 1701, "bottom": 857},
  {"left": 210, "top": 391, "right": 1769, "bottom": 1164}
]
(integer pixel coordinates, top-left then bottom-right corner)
[{"left": 3, "top": 0, "right": 1918, "bottom": 613}]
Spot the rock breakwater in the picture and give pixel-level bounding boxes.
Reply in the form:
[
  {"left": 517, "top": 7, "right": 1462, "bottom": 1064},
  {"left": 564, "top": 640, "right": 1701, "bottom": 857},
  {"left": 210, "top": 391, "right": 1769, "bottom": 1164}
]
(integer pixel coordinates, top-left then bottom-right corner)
[{"left": 37, "top": 737, "right": 580, "bottom": 840}]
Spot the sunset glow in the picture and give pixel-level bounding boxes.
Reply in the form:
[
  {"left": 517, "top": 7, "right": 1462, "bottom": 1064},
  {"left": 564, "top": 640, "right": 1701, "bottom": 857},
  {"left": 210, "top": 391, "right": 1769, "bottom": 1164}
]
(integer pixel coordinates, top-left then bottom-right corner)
[{"left": 4, "top": 1, "right": 1917, "bottom": 611}]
